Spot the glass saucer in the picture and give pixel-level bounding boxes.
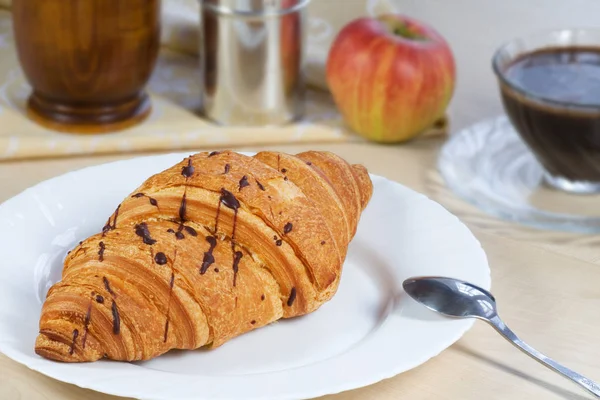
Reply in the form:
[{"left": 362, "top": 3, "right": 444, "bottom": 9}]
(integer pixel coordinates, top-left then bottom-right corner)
[{"left": 438, "top": 116, "right": 600, "bottom": 233}]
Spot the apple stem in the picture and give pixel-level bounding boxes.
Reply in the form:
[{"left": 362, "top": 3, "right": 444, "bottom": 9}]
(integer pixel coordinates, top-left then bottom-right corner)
[{"left": 393, "top": 24, "right": 426, "bottom": 41}]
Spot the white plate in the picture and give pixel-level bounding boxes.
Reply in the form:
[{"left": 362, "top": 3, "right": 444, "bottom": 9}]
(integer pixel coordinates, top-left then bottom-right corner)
[{"left": 0, "top": 153, "right": 490, "bottom": 400}]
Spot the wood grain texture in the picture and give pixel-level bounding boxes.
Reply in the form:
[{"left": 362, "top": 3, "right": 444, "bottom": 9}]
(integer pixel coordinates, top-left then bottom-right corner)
[
  {"left": 2, "top": 0, "right": 600, "bottom": 397},
  {"left": 11, "top": 0, "right": 161, "bottom": 133},
  {"left": 0, "top": 143, "right": 599, "bottom": 400}
]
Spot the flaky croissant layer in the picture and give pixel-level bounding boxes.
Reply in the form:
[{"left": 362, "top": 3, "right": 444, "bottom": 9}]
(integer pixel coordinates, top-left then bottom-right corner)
[{"left": 35, "top": 150, "right": 372, "bottom": 362}]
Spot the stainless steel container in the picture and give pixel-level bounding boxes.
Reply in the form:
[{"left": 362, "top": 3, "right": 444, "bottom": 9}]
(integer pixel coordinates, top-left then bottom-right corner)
[{"left": 199, "top": 0, "right": 309, "bottom": 126}]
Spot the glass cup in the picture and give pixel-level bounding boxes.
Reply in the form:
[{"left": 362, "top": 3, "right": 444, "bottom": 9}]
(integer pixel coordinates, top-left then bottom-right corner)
[{"left": 493, "top": 29, "right": 600, "bottom": 194}]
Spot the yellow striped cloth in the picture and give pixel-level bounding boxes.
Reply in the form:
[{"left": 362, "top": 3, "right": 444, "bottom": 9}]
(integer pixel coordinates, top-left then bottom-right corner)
[{"left": 0, "top": 1, "right": 446, "bottom": 161}]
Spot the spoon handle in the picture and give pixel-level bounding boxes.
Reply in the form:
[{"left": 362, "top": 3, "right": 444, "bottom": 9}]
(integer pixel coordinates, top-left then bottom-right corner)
[{"left": 488, "top": 315, "right": 600, "bottom": 398}]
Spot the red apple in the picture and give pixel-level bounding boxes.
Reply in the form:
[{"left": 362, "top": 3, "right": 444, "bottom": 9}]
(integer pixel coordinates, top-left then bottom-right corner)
[{"left": 326, "top": 15, "right": 456, "bottom": 143}]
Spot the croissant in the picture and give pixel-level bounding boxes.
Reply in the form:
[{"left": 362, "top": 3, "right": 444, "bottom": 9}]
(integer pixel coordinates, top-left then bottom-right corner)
[{"left": 35, "top": 150, "right": 373, "bottom": 362}]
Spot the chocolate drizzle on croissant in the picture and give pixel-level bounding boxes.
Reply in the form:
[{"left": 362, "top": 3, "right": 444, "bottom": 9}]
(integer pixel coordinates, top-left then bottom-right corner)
[
  {"left": 200, "top": 236, "right": 217, "bottom": 275},
  {"left": 102, "top": 204, "right": 120, "bottom": 235},
  {"left": 35, "top": 151, "right": 373, "bottom": 362}
]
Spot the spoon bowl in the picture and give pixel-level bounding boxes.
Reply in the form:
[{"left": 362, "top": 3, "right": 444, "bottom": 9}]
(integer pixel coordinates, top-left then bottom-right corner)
[{"left": 403, "top": 276, "right": 497, "bottom": 320}]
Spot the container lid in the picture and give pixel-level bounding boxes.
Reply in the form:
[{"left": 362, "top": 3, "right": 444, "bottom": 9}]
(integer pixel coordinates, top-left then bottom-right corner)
[{"left": 201, "top": 0, "right": 310, "bottom": 17}]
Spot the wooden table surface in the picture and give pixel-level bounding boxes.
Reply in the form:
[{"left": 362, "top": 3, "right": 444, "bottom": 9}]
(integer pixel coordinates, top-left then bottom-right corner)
[
  {"left": 2, "top": 1, "right": 600, "bottom": 399},
  {"left": 1, "top": 141, "right": 599, "bottom": 400}
]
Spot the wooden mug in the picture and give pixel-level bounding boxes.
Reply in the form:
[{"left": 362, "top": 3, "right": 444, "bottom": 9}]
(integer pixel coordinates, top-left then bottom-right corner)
[{"left": 12, "top": 0, "right": 161, "bottom": 133}]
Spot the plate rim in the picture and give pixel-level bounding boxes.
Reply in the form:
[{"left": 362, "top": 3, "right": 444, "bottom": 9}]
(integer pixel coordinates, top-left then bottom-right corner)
[{"left": 0, "top": 152, "right": 491, "bottom": 400}]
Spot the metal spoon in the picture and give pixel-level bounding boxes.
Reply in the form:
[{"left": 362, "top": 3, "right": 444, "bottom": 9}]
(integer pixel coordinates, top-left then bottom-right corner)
[{"left": 403, "top": 276, "right": 600, "bottom": 398}]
